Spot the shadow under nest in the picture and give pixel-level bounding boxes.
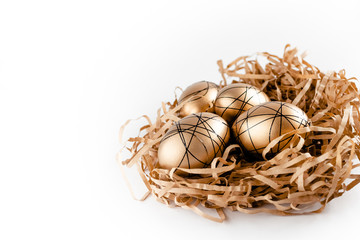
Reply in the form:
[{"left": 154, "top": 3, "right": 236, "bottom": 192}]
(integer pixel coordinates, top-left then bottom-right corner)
[{"left": 119, "top": 45, "right": 360, "bottom": 222}]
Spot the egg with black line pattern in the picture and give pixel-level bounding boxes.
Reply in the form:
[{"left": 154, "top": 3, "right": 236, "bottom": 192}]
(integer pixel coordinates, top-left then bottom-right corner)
[
  {"left": 214, "top": 83, "right": 270, "bottom": 123},
  {"left": 158, "top": 112, "right": 230, "bottom": 171},
  {"left": 232, "top": 101, "right": 310, "bottom": 160},
  {"left": 178, "top": 81, "right": 219, "bottom": 117}
]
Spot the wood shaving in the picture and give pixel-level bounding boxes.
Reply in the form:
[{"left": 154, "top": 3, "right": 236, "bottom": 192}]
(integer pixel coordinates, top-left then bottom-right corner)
[{"left": 118, "top": 45, "right": 360, "bottom": 222}]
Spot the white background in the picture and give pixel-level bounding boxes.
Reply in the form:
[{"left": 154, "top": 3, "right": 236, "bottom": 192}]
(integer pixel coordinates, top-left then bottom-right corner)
[{"left": 1, "top": 0, "right": 360, "bottom": 239}]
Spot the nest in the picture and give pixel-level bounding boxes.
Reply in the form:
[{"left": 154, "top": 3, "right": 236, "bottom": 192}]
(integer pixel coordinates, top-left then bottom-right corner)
[{"left": 118, "top": 45, "right": 360, "bottom": 222}]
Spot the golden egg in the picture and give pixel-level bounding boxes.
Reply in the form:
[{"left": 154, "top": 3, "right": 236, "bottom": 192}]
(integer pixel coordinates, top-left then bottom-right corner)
[
  {"left": 232, "top": 101, "right": 310, "bottom": 160},
  {"left": 178, "top": 81, "right": 219, "bottom": 117},
  {"left": 214, "top": 83, "right": 270, "bottom": 123},
  {"left": 158, "top": 112, "right": 230, "bottom": 171}
]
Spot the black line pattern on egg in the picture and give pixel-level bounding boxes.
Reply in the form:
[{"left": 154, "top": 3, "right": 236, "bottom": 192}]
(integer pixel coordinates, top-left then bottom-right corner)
[
  {"left": 233, "top": 101, "right": 310, "bottom": 156},
  {"left": 179, "top": 81, "right": 217, "bottom": 103},
  {"left": 215, "top": 84, "right": 267, "bottom": 120},
  {"left": 161, "top": 113, "right": 229, "bottom": 170}
]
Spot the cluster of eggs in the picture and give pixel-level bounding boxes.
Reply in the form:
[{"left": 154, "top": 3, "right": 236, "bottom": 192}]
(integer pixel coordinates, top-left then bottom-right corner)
[{"left": 158, "top": 81, "right": 310, "bottom": 172}]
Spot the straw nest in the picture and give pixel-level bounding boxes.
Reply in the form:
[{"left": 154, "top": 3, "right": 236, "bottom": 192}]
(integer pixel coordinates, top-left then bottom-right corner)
[{"left": 118, "top": 45, "right": 360, "bottom": 222}]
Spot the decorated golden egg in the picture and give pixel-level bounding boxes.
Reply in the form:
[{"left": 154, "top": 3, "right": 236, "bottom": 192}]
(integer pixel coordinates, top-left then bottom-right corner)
[
  {"left": 178, "top": 81, "right": 219, "bottom": 117},
  {"left": 214, "top": 83, "right": 270, "bottom": 123},
  {"left": 232, "top": 101, "right": 310, "bottom": 159},
  {"left": 158, "top": 112, "right": 230, "bottom": 171}
]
